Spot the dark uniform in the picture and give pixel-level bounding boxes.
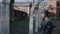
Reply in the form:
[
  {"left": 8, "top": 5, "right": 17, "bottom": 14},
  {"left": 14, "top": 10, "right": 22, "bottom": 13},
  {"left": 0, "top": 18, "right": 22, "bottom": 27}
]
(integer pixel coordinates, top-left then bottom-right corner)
[
  {"left": 39, "top": 10, "right": 54, "bottom": 34},
  {"left": 40, "top": 20, "right": 54, "bottom": 34}
]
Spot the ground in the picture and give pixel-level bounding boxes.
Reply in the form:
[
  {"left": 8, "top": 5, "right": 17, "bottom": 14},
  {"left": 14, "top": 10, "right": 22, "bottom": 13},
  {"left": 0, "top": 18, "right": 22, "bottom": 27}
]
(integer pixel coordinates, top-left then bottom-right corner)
[
  {"left": 10, "top": 18, "right": 60, "bottom": 34},
  {"left": 10, "top": 18, "right": 29, "bottom": 34}
]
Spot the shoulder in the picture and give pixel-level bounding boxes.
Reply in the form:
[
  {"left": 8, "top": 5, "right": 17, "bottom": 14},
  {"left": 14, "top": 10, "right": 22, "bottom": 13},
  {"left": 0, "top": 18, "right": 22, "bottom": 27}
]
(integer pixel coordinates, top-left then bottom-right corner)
[{"left": 47, "top": 21, "right": 53, "bottom": 25}]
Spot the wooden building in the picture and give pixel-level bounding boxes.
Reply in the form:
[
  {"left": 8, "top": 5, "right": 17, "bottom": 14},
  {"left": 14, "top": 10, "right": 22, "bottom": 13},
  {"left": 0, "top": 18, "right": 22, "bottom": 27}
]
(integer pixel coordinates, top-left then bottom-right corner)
[
  {"left": 46, "top": 0, "right": 60, "bottom": 19},
  {"left": 46, "top": 0, "right": 57, "bottom": 15},
  {"left": 13, "top": 2, "right": 32, "bottom": 15}
]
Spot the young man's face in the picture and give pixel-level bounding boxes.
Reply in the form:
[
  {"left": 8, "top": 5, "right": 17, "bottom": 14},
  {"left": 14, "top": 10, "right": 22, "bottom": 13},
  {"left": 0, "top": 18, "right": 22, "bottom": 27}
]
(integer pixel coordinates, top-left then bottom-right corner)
[{"left": 41, "top": 13, "right": 45, "bottom": 18}]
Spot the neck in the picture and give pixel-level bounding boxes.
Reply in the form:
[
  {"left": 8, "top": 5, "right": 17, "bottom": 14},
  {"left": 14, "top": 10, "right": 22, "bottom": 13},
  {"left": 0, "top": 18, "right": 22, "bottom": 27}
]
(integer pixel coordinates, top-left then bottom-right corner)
[{"left": 45, "top": 17, "right": 49, "bottom": 21}]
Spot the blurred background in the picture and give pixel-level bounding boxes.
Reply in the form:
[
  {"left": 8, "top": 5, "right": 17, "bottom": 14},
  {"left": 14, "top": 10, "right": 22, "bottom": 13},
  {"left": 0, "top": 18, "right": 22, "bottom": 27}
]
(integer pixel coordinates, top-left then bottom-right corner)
[{"left": 0, "top": 0, "right": 60, "bottom": 34}]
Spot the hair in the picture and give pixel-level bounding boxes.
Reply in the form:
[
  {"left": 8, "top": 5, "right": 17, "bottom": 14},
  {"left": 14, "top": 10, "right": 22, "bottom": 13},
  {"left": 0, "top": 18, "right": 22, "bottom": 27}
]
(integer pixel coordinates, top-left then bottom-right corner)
[
  {"left": 43, "top": 10, "right": 49, "bottom": 20},
  {"left": 44, "top": 10, "right": 49, "bottom": 17}
]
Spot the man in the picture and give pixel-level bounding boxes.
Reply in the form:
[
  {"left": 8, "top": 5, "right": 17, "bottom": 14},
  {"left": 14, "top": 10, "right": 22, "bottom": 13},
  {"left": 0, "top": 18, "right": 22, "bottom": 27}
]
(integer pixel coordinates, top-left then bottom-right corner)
[{"left": 39, "top": 10, "right": 54, "bottom": 34}]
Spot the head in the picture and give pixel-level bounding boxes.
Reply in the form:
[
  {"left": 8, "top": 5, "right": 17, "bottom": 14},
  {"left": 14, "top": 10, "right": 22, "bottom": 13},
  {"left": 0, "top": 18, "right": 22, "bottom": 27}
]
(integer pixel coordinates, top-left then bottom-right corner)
[{"left": 41, "top": 10, "right": 49, "bottom": 20}]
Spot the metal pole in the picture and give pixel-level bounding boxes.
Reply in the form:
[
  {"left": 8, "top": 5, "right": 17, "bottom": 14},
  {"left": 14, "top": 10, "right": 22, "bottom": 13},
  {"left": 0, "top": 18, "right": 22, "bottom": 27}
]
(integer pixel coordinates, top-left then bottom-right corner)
[
  {"left": 29, "top": 0, "right": 43, "bottom": 34},
  {"left": 29, "top": 5, "right": 35, "bottom": 34},
  {"left": 29, "top": 0, "right": 35, "bottom": 34}
]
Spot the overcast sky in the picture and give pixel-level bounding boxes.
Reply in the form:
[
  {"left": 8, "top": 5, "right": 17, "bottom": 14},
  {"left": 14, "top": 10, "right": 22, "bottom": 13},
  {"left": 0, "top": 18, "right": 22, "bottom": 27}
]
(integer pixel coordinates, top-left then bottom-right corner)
[
  {"left": 0, "top": 0, "right": 2, "bottom": 2},
  {"left": 15, "top": 0, "right": 47, "bottom": 2},
  {"left": 0, "top": 0, "right": 47, "bottom": 2}
]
